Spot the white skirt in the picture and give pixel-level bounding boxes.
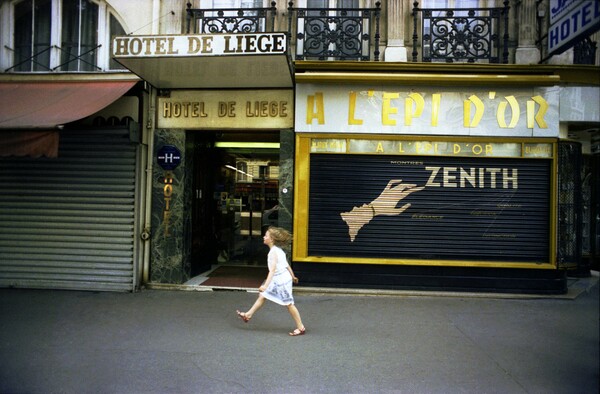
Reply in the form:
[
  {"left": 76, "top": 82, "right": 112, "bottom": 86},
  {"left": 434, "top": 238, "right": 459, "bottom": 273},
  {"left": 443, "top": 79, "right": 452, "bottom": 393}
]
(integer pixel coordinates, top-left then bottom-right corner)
[{"left": 262, "top": 270, "right": 294, "bottom": 306}]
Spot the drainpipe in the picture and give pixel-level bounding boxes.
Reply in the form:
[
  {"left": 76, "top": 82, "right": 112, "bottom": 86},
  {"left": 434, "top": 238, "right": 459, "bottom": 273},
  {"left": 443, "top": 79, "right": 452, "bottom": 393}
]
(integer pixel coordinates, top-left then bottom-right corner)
[{"left": 141, "top": 86, "right": 156, "bottom": 285}]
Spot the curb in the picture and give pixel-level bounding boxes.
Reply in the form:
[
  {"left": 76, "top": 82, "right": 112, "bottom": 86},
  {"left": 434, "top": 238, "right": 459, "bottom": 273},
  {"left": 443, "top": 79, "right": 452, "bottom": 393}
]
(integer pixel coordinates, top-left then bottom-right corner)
[{"left": 144, "top": 271, "right": 598, "bottom": 300}]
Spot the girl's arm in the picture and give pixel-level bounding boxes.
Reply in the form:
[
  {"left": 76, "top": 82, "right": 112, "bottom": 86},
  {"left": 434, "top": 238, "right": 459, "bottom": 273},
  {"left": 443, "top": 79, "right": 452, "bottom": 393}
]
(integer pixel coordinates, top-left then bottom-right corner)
[
  {"left": 259, "top": 269, "right": 275, "bottom": 292},
  {"left": 259, "top": 253, "right": 277, "bottom": 292},
  {"left": 286, "top": 265, "right": 299, "bottom": 284}
]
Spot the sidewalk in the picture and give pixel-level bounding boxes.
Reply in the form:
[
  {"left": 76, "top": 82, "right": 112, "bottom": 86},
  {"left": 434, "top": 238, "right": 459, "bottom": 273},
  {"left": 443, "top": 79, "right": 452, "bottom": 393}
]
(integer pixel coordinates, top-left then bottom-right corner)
[{"left": 1, "top": 273, "right": 598, "bottom": 394}]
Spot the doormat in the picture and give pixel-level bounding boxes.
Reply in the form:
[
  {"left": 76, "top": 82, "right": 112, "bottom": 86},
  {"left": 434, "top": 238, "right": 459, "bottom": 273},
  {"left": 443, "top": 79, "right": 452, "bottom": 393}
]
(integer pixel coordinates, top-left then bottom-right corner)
[{"left": 202, "top": 265, "right": 268, "bottom": 288}]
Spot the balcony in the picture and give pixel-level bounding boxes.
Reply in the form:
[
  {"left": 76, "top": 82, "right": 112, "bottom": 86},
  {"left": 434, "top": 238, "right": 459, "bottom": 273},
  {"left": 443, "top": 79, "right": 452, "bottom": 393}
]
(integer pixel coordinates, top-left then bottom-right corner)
[
  {"left": 186, "top": 1, "right": 514, "bottom": 65},
  {"left": 186, "top": 2, "right": 278, "bottom": 34},
  {"left": 287, "top": 2, "right": 381, "bottom": 61},
  {"left": 411, "top": 0, "right": 510, "bottom": 63}
]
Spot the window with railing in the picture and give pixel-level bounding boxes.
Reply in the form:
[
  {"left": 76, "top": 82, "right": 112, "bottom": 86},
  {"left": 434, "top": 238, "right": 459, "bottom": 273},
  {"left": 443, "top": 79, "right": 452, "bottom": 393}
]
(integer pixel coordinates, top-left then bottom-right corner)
[
  {"left": 186, "top": 0, "right": 276, "bottom": 34},
  {"left": 287, "top": 0, "right": 381, "bottom": 61},
  {"left": 574, "top": 37, "right": 598, "bottom": 65},
  {"left": 4, "top": 0, "right": 126, "bottom": 72},
  {"left": 412, "top": 0, "right": 509, "bottom": 63}
]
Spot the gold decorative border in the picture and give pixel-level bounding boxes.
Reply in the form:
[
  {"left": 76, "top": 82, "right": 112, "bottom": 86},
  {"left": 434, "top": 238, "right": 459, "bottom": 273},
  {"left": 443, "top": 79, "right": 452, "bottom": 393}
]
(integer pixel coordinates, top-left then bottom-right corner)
[{"left": 292, "top": 134, "right": 558, "bottom": 269}]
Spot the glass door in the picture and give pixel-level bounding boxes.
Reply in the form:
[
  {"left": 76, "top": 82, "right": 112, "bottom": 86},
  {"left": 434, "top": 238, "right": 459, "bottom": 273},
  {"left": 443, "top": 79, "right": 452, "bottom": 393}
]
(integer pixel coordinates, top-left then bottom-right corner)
[{"left": 190, "top": 131, "right": 280, "bottom": 275}]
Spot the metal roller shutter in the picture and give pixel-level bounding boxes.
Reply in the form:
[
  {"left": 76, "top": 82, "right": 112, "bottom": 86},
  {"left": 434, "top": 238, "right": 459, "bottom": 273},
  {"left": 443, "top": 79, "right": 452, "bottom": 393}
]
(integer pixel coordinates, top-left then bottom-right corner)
[
  {"left": 0, "top": 128, "right": 138, "bottom": 291},
  {"left": 308, "top": 154, "right": 551, "bottom": 264}
]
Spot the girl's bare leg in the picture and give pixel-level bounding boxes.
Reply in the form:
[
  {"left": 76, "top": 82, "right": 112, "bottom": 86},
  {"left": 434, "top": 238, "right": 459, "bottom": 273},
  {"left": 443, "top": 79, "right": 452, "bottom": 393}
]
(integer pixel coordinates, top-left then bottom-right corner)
[
  {"left": 286, "top": 304, "right": 304, "bottom": 330},
  {"left": 244, "top": 294, "right": 266, "bottom": 318}
]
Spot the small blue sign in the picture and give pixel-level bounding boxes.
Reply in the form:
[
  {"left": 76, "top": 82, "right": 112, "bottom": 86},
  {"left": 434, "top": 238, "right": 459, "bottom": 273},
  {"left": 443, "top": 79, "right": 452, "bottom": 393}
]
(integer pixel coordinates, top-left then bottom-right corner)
[{"left": 157, "top": 145, "right": 182, "bottom": 170}]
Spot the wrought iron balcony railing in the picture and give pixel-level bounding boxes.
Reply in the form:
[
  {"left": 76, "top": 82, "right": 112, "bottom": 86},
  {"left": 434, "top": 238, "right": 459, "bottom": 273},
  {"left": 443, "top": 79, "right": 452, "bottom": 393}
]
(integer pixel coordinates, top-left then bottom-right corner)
[
  {"left": 287, "top": 2, "right": 381, "bottom": 61},
  {"left": 186, "top": 2, "right": 277, "bottom": 34},
  {"left": 411, "top": 0, "right": 510, "bottom": 63}
]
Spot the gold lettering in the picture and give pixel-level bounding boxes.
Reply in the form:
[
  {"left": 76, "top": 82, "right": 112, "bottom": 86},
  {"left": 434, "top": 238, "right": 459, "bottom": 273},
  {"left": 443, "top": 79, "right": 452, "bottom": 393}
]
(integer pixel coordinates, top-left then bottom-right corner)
[
  {"left": 460, "top": 168, "right": 477, "bottom": 187},
  {"left": 155, "top": 37, "right": 167, "bottom": 55},
  {"left": 259, "top": 101, "right": 268, "bottom": 117},
  {"left": 223, "top": 36, "right": 235, "bottom": 53},
  {"left": 188, "top": 36, "right": 212, "bottom": 54},
  {"left": 497, "top": 96, "right": 520, "bottom": 128},
  {"left": 142, "top": 38, "right": 153, "bottom": 55},
  {"left": 425, "top": 166, "right": 518, "bottom": 189},
  {"left": 172, "top": 103, "right": 181, "bottom": 117},
  {"left": 246, "top": 101, "right": 287, "bottom": 117},
  {"left": 188, "top": 37, "right": 201, "bottom": 53},
  {"left": 348, "top": 92, "right": 363, "bottom": 125},
  {"left": 528, "top": 95, "right": 549, "bottom": 129},
  {"left": 113, "top": 37, "right": 129, "bottom": 55},
  {"left": 269, "top": 102, "right": 278, "bottom": 117},
  {"left": 503, "top": 168, "right": 518, "bottom": 189},
  {"left": 487, "top": 168, "right": 501, "bottom": 188},
  {"left": 382, "top": 92, "right": 399, "bottom": 126},
  {"left": 201, "top": 36, "right": 213, "bottom": 53},
  {"left": 376, "top": 142, "right": 384, "bottom": 153},
  {"left": 163, "top": 171, "right": 174, "bottom": 237},
  {"left": 425, "top": 166, "right": 441, "bottom": 187},
  {"left": 218, "top": 102, "right": 236, "bottom": 117},
  {"left": 464, "top": 95, "right": 484, "bottom": 127},
  {"left": 443, "top": 167, "right": 457, "bottom": 187},
  {"left": 405, "top": 93, "right": 424, "bottom": 126},
  {"left": 163, "top": 102, "right": 171, "bottom": 118},
  {"left": 129, "top": 38, "right": 142, "bottom": 55},
  {"left": 431, "top": 93, "right": 441, "bottom": 126},
  {"left": 167, "top": 37, "right": 178, "bottom": 54},
  {"left": 306, "top": 93, "right": 325, "bottom": 124}
]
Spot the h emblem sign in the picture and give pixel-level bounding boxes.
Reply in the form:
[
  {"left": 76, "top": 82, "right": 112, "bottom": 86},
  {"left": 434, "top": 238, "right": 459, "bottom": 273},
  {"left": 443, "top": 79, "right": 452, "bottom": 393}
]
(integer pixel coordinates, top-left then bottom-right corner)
[{"left": 157, "top": 145, "right": 182, "bottom": 170}]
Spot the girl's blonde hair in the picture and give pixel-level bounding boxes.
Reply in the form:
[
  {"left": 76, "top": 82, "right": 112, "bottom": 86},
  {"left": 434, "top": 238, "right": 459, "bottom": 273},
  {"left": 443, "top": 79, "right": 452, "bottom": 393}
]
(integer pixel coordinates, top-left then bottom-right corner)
[{"left": 267, "top": 226, "right": 292, "bottom": 247}]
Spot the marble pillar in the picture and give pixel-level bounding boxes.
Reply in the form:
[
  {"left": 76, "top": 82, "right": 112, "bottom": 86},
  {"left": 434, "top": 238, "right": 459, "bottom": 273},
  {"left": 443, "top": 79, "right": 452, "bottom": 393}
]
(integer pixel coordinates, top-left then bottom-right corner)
[
  {"left": 515, "top": 0, "right": 541, "bottom": 64},
  {"left": 384, "top": 0, "right": 408, "bottom": 62},
  {"left": 277, "top": 129, "right": 295, "bottom": 257},
  {"left": 150, "top": 129, "right": 190, "bottom": 284}
]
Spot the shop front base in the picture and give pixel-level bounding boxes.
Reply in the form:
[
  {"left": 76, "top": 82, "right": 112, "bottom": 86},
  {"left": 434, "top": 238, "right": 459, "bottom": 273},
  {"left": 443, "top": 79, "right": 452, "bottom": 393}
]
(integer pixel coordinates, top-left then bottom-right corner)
[{"left": 294, "top": 263, "right": 568, "bottom": 295}]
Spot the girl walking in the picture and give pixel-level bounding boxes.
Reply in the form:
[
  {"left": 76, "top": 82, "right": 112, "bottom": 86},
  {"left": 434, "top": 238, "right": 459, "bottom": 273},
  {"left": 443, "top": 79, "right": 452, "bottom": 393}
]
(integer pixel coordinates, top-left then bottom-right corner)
[{"left": 236, "top": 226, "right": 306, "bottom": 336}]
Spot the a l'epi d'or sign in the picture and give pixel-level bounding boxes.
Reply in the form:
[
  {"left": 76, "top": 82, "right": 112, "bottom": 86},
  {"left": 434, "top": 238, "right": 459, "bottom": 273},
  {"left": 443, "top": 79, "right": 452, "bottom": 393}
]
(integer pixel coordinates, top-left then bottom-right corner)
[{"left": 112, "top": 33, "right": 287, "bottom": 57}]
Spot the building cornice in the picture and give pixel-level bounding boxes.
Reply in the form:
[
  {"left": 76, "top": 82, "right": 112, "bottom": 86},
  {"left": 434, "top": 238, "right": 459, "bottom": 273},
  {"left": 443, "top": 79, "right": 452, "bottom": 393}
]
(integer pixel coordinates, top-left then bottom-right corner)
[{"left": 294, "top": 61, "right": 600, "bottom": 86}]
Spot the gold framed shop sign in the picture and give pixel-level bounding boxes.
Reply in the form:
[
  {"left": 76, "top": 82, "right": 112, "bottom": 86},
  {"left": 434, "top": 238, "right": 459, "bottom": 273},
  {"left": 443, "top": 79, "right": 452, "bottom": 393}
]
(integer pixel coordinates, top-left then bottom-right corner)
[
  {"left": 310, "top": 138, "right": 554, "bottom": 158},
  {"left": 296, "top": 84, "right": 560, "bottom": 137},
  {"left": 157, "top": 90, "right": 293, "bottom": 129}
]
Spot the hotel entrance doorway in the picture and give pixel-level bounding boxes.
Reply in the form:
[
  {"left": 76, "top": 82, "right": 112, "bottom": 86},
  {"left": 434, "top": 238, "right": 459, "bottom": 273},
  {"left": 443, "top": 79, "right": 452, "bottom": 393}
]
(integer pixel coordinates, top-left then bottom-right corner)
[{"left": 190, "top": 131, "right": 281, "bottom": 281}]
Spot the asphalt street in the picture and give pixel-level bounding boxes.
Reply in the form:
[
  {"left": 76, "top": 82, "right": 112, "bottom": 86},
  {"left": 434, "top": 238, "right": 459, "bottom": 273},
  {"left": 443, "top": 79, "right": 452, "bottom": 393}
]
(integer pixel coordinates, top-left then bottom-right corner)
[{"left": 0, "top": 274, "right": 598, "bottom": 394}]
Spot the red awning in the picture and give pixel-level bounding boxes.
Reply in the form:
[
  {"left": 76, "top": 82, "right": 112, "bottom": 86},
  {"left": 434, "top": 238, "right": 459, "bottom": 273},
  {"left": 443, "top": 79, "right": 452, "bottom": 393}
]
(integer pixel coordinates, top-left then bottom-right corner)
[
  {"left": 0, "top": 76, "right": 138, "bottom": 129},
  {"left": 0, "top": 130, "right": 59, "bottom": 158}
]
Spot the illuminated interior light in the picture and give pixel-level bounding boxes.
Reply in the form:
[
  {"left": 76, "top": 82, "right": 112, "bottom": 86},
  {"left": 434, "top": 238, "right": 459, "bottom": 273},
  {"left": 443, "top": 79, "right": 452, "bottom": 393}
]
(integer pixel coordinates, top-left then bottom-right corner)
[
  {"left": 225, "top": 164, "right": 253, "bottom": 178},
  {"left": 215, "top": 142, "right": 280, "bottom": 149}
]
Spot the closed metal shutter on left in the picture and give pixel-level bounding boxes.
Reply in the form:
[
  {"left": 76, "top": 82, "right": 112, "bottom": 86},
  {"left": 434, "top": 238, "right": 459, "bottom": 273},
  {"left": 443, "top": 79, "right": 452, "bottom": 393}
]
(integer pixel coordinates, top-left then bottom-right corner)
[{"left": 0, "top": 128, "right": 138, "bottom": 292}]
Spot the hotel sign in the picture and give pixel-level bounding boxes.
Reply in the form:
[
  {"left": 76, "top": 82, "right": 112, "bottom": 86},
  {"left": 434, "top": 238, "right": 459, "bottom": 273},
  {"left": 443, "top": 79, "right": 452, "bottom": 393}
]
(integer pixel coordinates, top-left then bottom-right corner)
[
  {"left": 296, "top": 84, "right": 560, "bottom": 137},
  {"left": 548, "top": 0, "right": 600, "bottom": 56},
  {"left": 158, "top": 90, "right": 293, "bottom": 129},
  {"left": 112, "top": 33, "right": 287, "bottom": 58}
]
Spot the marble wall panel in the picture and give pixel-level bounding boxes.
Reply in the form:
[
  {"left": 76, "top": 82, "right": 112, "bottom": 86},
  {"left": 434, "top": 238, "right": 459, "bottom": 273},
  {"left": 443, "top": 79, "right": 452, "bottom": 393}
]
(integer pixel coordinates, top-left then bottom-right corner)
[{"left": 150, "top": 129, "right": 191, "bottom": 283}]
